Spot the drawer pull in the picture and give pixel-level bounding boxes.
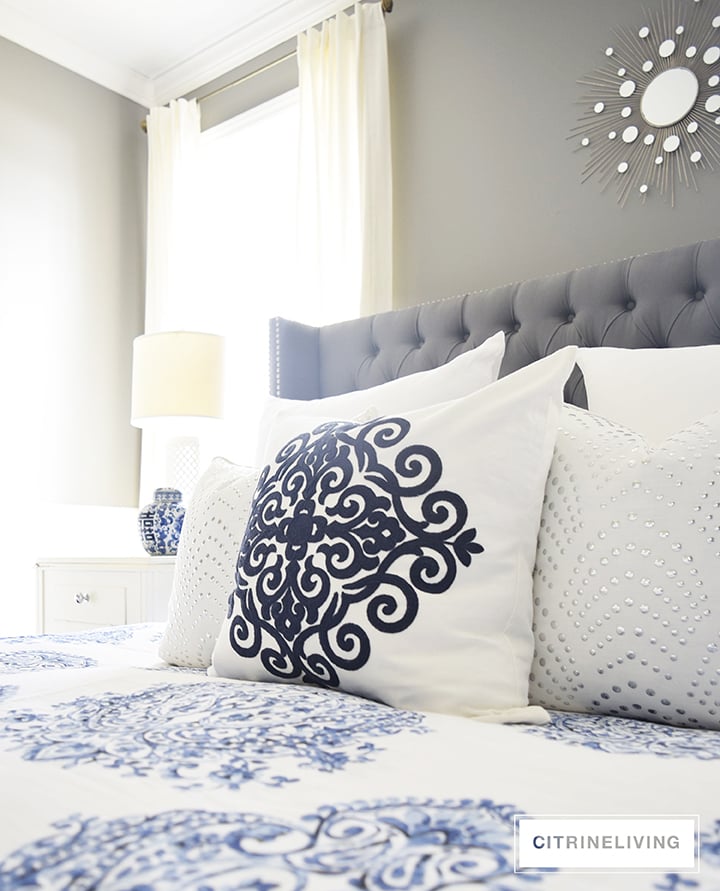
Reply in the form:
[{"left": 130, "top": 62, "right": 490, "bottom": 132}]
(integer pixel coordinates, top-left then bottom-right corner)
[{"left": 74, "top": 592, "right": 91, "bottom": 605}]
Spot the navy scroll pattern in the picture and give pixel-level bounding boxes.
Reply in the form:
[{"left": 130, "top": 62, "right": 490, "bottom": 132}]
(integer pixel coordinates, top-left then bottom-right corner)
[{"left": 229, "top": 417, "right": 483, "bottom": 687}]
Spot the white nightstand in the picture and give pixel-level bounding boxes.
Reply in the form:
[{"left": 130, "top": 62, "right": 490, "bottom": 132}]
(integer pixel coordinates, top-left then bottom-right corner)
[{"left": 36, "top": 557, "right": 176, "bottom": 634}]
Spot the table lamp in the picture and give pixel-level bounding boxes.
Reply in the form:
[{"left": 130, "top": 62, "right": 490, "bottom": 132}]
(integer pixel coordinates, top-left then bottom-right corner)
[{"left": 131, "top": 330, "right": 225, "bottom": 554}]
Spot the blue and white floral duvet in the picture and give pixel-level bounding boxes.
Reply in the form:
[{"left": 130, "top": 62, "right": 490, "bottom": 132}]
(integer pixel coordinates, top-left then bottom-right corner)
[{"left": 0, "top": 623, "right": 718, "bottom": 890}]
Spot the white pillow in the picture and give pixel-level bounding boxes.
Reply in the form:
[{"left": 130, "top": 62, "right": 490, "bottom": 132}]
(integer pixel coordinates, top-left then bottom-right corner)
[
  {"left": 210, "top": 347, "right": 578, "bottom": 721},
  {"left": 159, "top": 458, "right": 260, "bottom": 668},
  {"left": 256, "top": 330, "right": 505, "bottom": 463},
  {"left": 530, "top": 405, "right": 720, "bottom": 730},
  {"left": 577, "top": 345, "right": 720, "bottom": 444}
]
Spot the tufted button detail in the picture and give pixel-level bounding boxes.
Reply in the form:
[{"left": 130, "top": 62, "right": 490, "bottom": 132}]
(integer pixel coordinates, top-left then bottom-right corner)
[
  {"left": 566, "top": 312, "right": 575, "bottom": 323},
  {"left": 626, "top": 299, "right": 636, "bottom": 310},
  {"left": 695, "top": 290, "right": 705, "bottom": 301},
  {"left": 512, "top": 322, "right": 521, "bottom": 333}
]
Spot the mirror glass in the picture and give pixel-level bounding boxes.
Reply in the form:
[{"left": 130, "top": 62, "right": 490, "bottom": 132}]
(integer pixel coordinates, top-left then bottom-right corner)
[{"left": 641, "top": 67, "right": 699, "bottom": 126}]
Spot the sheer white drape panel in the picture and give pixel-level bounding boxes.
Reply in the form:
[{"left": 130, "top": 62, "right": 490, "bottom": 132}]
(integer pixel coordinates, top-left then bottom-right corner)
[
  {"left": 140, "top": 98, "right": 208, "bottom": 506},
  {"left": 144, "top": 98, "right": 202, "bottom": 333},
  {"left": 297, "top": 1, "right": 393, "bottom": 322}
]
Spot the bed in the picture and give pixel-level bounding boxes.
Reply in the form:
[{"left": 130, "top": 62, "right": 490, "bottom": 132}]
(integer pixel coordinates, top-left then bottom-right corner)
[{"left": 2, "top": 237, "right": 720, "bottom": 889}]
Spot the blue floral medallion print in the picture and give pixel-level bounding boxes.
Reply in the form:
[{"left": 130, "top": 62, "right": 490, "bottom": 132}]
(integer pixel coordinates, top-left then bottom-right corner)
[
  {"left": 701, "top": 820, "right": 720, "bottom": 870},
  {"left": 524, "top": 711, "right": 720, "bottom": 760},
  {"left": 1, "top": 681, "right": 427, "bottom": 789},
  {"left": 44, "top": 627, "right": 136, "bottom": 646},
  {"left": 0, "top": 627, "right": 135, "bottom": 647},
  {"left": 230, "top": 417, "right": 483, "bottom": 687},
  {"left": 658, "top": 820, "right": 720, "bottom": 890},
  {"left": 0, "top": 799, "right": 539, "bottom": 891},
  {"left": 0, "top": 651, "right": 97, "bottom": 674},
  {"left": 0, "top": 685, "right": 17, "bottom": 704}
]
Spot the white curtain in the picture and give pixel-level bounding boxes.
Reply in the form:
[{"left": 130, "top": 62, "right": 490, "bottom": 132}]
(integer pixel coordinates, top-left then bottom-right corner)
[
  {"left": 140, "top": 98, "right": 206, "bottom": 506},
  {"left": 297, "top": 0, "right": 393, "bottom": 323},
  {"left": 144, "top": 98, "right": 202, "bottom": 333}
]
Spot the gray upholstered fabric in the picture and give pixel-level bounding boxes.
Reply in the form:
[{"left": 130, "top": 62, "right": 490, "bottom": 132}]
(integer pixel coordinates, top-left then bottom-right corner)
[{"left": 270, "top": 238, "right": 720, "bottom": 405}]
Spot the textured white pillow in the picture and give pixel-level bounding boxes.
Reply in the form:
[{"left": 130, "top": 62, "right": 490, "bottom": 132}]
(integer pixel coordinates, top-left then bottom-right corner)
[
  {"left": 530, "top": 405, "right": 720, "bottom": 729},
  {"left": 578, "top": 345, "right": 720, "bottom": 444},
  {"left": 256, "top": 330, "right": 505, "bottom": 463},
  {"left": 159, "top": 458, "right": 260, "bottom": 668},
  {"left": 210, "top": 347, "right": 577, "bottom": 721}
]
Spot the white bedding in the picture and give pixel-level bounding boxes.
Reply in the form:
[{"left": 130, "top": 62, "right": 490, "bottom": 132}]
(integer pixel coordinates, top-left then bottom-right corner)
[{"left": 0, "top": 623, "right": 718, "bottom": 889}]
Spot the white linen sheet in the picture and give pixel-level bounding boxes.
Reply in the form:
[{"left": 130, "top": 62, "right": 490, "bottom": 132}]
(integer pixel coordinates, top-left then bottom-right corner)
[{"left": 0, "top": 623, "right": 718, "bottom": 890}]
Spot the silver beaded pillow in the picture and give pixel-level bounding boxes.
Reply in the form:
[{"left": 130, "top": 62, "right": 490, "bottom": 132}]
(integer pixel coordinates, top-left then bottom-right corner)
[
  {"left": 159, "top": 458, "right": 260, "bottom": 668},
  {"left": 530, "top": 406, "right": 720, "bottom": 730}
]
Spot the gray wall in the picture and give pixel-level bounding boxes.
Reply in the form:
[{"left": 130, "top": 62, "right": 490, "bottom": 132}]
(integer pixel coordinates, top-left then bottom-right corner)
[
  {"left": 386, "top": 0, "right": 720, "bottom": 308},
  {"left": 187, "top": 39, "right": 298, "bottom": 131},
  {"left": 0, "top": 36, "right": 147, "bottom": 633},
  {"left": 0, "top": 36, "right": 147, "bottom": 507}
]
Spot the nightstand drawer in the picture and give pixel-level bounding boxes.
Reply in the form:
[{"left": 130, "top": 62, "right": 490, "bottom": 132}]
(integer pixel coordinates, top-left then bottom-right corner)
[
  {"left": 36, "top": 558, "right": 175, "bottom": 634},
  {"left": 42, "top": 573, "right": 129, "bottom": 632}
]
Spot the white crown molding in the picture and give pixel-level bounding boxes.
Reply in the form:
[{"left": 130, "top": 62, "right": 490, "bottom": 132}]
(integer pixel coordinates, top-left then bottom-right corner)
[
  {"left": 149, "top": 0, "right": 350, "bottom": 106},
  {"left": 0, "top": 0, "right": 356, "bottom": 110},
  {"left": 0, "top": 1, "right": 154, "bottom": 106}
]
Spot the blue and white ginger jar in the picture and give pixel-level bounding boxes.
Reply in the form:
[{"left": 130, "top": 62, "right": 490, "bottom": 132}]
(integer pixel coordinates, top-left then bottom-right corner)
[{"left": 138, "top": 488, "right": 185, "bottom": 556}]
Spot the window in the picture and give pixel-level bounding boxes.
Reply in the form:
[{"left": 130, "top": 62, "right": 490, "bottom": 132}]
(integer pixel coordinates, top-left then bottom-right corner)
[{"left": 195, "top": 89, "right": 301, "bottom": 466}]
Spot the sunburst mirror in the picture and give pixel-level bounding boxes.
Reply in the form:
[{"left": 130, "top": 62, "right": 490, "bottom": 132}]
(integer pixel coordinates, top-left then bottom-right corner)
[{"left": 573, "top": 0, "right": 720, "bottom": 206}]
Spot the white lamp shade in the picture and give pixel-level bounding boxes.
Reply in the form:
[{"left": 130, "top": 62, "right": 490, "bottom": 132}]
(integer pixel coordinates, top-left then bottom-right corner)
[{"left": 131, "top": 331, "right": 225, "bottom": 427}]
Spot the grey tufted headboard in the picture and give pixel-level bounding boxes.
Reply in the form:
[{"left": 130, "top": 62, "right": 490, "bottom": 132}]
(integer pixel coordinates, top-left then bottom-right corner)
[{"left": 270, "top": 237, "right": 720, "bottom": 405}]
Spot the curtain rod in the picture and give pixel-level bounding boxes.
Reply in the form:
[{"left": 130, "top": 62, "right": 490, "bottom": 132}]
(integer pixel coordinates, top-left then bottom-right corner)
[
  {"left": 196, "top": 48, "right": 297, "bottom": 107},
  {"left": 140, "top": 0, "right": 393, "bottom": 132}
]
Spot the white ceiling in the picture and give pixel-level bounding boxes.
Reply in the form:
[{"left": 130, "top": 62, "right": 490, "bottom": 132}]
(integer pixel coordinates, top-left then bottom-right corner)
[{"left": 0, "top": 0, "right": 349, "bottom": 108}]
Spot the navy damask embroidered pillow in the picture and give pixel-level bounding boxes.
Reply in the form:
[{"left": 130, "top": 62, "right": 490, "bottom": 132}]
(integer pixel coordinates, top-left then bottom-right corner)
[
  {"left": 211, "top": 347, "right": 577, "bottom": 721},
  {"left": 228, "top": 416, "right": 482, "bottom": 686}
]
